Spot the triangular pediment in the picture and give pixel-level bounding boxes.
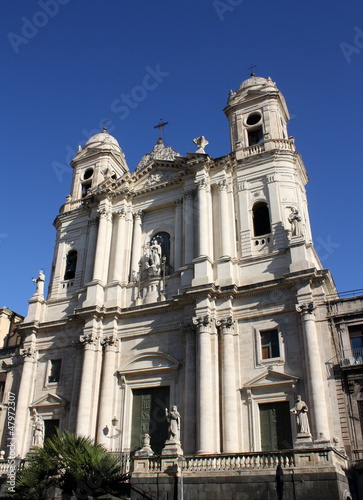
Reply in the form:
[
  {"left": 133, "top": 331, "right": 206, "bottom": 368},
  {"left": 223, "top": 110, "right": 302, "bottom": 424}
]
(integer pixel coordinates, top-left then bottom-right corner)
[
  {"left": 31, "top": 393, "right": 69, "bottom": 409},
  {"left": 132, "top": 164, "right": 184, "bottom": 191},
  {"left": 243, "top": 369, "right": 299, "bottom": 390}
]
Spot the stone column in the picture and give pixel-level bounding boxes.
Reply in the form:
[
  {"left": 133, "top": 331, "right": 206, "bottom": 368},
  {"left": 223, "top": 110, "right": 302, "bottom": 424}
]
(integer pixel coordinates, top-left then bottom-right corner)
[
  {"left": 218, "top": 179, "right": 231, "bottom": 258},
  {"left": 174, "top": 199, "right": 183, "bottom": 271},
  {"left": 97, "top": 329, "right": 118, "bottom": 446},
  {"left": 216, "top": 317, "right": 239, "bottom": 452},
  {"left": 193, "top": 315, "right": 214, "bottom": 454},
  {"left": 84, "top": 217, "right": 99, "bottom": 284},
  {"left": 93, "top": 206, "right": 112, "bottom": 283},
  {"left": 183, "top": 190, "right": 194, "bottom": 265},
  {"left": 15, "top": 344, "right": 37, "bottom": 457},
  {"left": 111, "top": 209, "right": 127, "bottom": 282},
  {"left": 182, "top": 323, "right": 196, "bottom": 454},
  {"left": 196, "top": 179, "right": 209, "bottom": 257},
  {"left": 130, "top": 211, "right": 143, "bottom": 280},
  {"left": 76, "top": 324, "right": 101, "bottom": 437},
  {"left": 296, "top": 302, "right": 330, "bottom": 440}
]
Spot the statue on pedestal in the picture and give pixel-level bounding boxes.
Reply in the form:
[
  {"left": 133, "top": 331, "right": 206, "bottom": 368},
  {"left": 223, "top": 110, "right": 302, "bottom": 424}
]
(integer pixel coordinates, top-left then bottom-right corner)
[
  {"left": 165, "top": 405, "right": 180, "bottom": 442},
  {"left": 287, "top": 207, "right": 302, "bottom": 236},
  {"left": 290, "top": 395, "right": 311, "bottom": 435},
  {"left": 161, "top": 405, "right": 183, "bottom": 456}
]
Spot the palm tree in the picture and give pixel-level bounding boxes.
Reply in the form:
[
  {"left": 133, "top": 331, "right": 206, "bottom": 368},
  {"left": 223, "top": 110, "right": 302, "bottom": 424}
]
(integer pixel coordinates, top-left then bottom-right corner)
[{"left": 8, "top": 430, "right": 129, "bottom": 499}]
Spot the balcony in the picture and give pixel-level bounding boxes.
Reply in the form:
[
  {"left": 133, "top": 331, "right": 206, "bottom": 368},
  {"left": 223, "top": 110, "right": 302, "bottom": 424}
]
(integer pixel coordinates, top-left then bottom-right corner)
[
  {"left": 338, "top": 348, "right": 363, "bottom": 367},
  {"left": 236, "top": 137, "right": 296, "bottom": 159}
]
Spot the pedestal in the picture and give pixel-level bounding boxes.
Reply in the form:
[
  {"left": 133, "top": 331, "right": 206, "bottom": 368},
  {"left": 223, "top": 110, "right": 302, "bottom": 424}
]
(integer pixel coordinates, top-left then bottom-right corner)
[{"left": 161, "top": 440, "right": 184, "bottom": 456}]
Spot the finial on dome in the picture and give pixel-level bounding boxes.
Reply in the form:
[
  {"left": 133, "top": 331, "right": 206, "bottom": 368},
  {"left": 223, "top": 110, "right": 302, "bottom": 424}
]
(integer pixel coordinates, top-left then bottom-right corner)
[{"left": 247, "top": 64, "right": 257, "bottom": 77}]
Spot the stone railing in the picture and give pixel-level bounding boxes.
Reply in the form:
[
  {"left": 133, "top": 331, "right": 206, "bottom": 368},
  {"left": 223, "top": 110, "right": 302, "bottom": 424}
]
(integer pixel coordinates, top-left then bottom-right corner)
[
  {"left": 181, "top": 451, "right": 295, "bottom": 471},
  {"left": 133, "top": 447, "right": 347, "bottom": 475},
  {"left": 237, "top": 137, "right": 295, "bottom": 159}
]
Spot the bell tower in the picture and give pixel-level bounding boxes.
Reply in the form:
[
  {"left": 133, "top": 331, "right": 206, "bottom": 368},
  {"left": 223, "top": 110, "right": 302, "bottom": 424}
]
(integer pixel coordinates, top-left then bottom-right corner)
[
  {"left": 224, "top": 74, "right": 290, "bottom": 154},
  {"left": 224, "top": 74, "right": 321, "bottom": 277}
]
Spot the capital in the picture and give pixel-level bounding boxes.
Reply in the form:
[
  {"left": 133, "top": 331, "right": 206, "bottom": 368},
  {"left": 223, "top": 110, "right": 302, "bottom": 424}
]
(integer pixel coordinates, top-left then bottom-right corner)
[
  {"left": 216, "top": 316, "right": 234, "bottom": 330},
  {"left": 114, "top": 209, "right": 126, "bottom": 220},
  {"left": 79, "top": 332, "right": 99, "bottom": 346},
  {"left": 20, "top": 347, "right": 37, "bottom": 360},
  {"left": 101, "top": 333, "right": 118, "bottom": 347},
  {"left": 97, "top": 206, "right": 111, "bottom": 221},
  {"left": 192, "top": 315, "right": 212, "bottom": 330},
  {"left": 296, "top": 302, "right": 315, "bottom": 315},
  {"left": 195, "top": 177, "right": 207, "bottom": 191},
  {"left": 218, "top": 179, "right": 227, "bottom": 191},
  {"left": 133, "top": 210, "right": 143, "bottom": 221}
]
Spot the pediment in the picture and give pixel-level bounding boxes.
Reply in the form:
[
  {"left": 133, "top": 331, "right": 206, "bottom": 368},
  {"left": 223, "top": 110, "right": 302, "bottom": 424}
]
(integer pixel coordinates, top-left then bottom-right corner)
[
  {"left": 132, "top": 165, "right": 181, "bottom": 191},
  {"left": 30, "top": 393, "right": 69, "bottom": 409},
  {"left": 243, "top": 369, "right": 299, "bottom": 390},
  {"left": 119, "top": 351, "right": 180, "bottom": 376}
]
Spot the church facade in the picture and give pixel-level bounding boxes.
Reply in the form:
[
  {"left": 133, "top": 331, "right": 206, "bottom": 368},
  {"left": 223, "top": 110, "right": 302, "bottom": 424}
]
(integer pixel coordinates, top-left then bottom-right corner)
[{"left": 8, "top": 74, "right": 362, "bottom": 498}]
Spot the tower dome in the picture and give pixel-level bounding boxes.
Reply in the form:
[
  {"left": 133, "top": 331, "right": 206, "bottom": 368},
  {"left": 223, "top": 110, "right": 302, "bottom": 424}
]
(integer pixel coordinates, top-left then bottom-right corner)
[{"left": 85, "top": 128, "right": 121, "bottom": 150}]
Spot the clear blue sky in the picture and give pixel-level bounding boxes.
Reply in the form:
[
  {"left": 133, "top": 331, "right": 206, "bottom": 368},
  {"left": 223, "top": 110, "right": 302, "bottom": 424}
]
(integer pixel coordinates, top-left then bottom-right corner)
[{"left": 1, "top": 0, "right": 363, "bottom": 316}]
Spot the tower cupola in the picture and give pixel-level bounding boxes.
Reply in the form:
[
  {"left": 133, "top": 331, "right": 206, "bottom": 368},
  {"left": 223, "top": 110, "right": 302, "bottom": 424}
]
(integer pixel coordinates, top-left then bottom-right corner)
[{"left": 224, "top": 75, "right": 290, "bottom": 155}]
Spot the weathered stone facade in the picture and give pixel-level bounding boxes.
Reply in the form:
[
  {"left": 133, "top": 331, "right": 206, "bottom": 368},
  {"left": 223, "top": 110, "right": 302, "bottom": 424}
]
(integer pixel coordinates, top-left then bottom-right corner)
[{"left": 2, "top": 74, "right": 363, "bottom": 499}]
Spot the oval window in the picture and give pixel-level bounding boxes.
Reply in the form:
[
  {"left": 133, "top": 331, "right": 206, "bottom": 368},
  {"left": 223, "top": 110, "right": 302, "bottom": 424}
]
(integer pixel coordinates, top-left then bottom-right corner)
[{"left": 246, "top": 113, "right": 261, "bottom": 126}]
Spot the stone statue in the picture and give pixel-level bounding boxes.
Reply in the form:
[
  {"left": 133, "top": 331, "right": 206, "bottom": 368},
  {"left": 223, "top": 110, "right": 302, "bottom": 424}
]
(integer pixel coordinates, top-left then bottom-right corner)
[
  {"left": 290, "top": 395, "right": 311, "bottom": 435},
  {"left": 150, "top": 239, "right": 162, "bottom": 269},
  {"left": 193, "top": 136, "right": 209, "bottom": 154},
  {"left": 32, "top": 409, "right": 45, "bottom": 447},
  {"left": 32, "top": 270, "right": 45, "bottom": 296},
  {"left": 165, "top": 405, "right": 180, "bottom": 442},
  {"left": 287, "top": 207, "right": 302, "bottom": 236}
]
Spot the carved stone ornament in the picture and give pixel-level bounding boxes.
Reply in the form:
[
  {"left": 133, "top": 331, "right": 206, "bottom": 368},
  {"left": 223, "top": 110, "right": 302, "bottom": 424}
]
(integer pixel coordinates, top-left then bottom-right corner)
[
  {"left": 20, "top": 347, "right": 37, "bottom": 359},
  {"left": 296, "top": 302, "right": 315, "bottom": 315},
  {"left": 135, "top": 142, "right": 180, "bottom": 172},
  {"left": 97, "top": 206, "right": 111, "bottom": 221},
  {"left": 146, "top": 171, "right": 173, "bottom": 186},
  {"left": 216, "top": 317, "right": 234, "bottom": 329},
  {"left": 101, "top": 333, "right": 118, "bottom": 347},
  {"left": 193, "top": 136, "right": 209, "bottom": 154},
  {"left": 79, "top": 333, "right": 99, "bottom": 345},
  {"left": 192, "top": 315, "right": 212, "bottom": 328}
]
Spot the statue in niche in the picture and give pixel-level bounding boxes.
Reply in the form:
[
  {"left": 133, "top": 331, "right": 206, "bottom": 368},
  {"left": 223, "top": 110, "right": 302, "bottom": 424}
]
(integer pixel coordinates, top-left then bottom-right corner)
[
  {"left": 165, "top": 406, "right": 181, "bottom": 442},
  {"left": 32, "top": 409, "right": 45, "bottom": 447},
  {"left": 290, "top": 395, "right": 311, "bottom": 435},
  {"left": 150, "top": 238, "right": 162, "bottom": 268},
  {"left": 287, "top": 207, "right": 302, "bottom": 236}
]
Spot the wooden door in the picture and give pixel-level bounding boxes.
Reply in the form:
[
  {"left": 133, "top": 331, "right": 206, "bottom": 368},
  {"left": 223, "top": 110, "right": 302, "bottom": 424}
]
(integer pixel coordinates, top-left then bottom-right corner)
[
  {"left": 259, "top": 402, "right": 292, "bottom": 451},
  {"left": 131, "top": 386, "right": 170, "bottom": 454}
]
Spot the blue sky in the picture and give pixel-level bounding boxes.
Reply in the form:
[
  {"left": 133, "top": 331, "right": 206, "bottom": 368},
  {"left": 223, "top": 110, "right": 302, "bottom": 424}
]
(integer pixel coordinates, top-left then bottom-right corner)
[{"left": 1, "top": 0, "right": 363, "bottom": 315}]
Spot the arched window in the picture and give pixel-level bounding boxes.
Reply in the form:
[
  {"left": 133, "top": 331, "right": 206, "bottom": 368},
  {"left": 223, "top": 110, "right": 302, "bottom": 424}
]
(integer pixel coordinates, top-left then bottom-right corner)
[
  {"left": 64, "top": 250, "right": 77, "bottom": 280},
  {"left": 253, "top": 202, "right": 271, "bottom": 236}
]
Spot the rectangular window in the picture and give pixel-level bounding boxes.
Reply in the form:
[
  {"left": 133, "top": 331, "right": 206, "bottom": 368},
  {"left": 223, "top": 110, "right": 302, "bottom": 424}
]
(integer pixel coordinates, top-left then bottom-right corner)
[
  {"left": 48, "top": 359, "right": 62, "bottom": 383},
  {"left": 0, "top": 373, "right": 6, "bottom": 402},
  {"left": 349, "top": 325, "right": 363, "bottom": 362},
  {"left": 44, "top": 419, "right": 60, "bottom": 441},
  {"left": 260, "top": 329, "right": 280, "bottom": 359}
]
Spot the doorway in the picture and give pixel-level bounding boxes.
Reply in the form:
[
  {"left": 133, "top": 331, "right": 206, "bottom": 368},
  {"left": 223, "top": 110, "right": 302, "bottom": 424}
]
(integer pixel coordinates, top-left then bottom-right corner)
[
  {"left": 259, "top": 401, "right": 292, "bottom": 451},
  {"left": 131, "top": 386, "right": 170, "bottom": 454}
]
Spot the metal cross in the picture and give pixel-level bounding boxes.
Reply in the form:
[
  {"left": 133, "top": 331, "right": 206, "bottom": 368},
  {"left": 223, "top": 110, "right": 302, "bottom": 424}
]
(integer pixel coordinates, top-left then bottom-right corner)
[
  {"left": 153, "top": 119, "right": 169, "bottom": 139},
  {"left": 247, "top": 64, "right": 257, "bottom": 76}
]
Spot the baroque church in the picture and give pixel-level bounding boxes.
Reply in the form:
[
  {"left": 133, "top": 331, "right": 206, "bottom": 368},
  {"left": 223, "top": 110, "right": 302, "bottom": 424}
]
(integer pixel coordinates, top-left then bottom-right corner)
[{"left": 3, "top": 74, "right": 363, "bottom": 499}]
